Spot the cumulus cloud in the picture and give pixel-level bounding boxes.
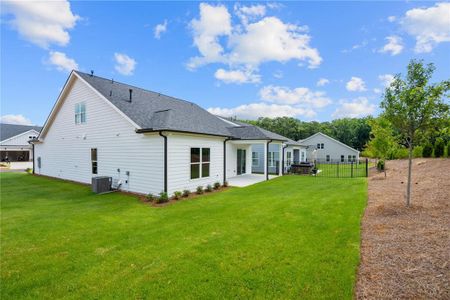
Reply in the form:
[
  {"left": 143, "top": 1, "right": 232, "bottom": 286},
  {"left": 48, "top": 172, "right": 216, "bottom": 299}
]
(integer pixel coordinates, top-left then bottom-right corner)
[
  {"left": 401, "top": 2, "right": 450, "bottom": 53},
  {"left": 2, "top": 0, "right": 80, "bottom": 48},
  {"left": 378, "top": 74, "right": 395, "bottom": 87},
  {"left": 332, "top": 97, "right": 376, "bottom": 118},
  {"left": 259, "top": 85, "right": 331, "bottom": 108},
  {"left": 154, "top": 20, "right": 167, "bottom": 39},
  {"left": 214, "top": 68, "right": 260, "bottom": 84},
  {"left": 47, "top": 51, "right": 78, "bottom": 72},
  {"left": 379, "top": 35, "right": 404, "bottom": 56},
  {"left": 346, "top": 77, "right": 367, "bottom": 92},
  {"left": 114, "top": 53, "right": 136, "bottom": 75},
  {"left": 316, "top": 78, "right": 330, "bottom": 87},
  {"left": 188, "top": 3, "right": 321, "bottom": 82},
  {"left": 208, "top": 103, "right": 316, "bottom": 120},
  {"left": 387, "top": 16, "right": 397, "bottom": 22},
  {"left": 0, "top": 114, "right": 33, "bottom": 125}
]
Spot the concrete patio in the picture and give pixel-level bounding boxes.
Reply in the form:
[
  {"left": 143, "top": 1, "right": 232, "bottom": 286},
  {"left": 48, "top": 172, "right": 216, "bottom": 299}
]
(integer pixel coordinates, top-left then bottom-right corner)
[{"left": 227, "top": 174, "right": 278, "bottom": 187}]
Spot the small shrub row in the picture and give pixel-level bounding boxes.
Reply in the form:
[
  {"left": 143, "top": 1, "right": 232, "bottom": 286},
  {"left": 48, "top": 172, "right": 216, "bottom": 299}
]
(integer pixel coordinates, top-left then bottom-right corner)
[{"left": 146, "top": 181, "right": 228, "bottom": 203}]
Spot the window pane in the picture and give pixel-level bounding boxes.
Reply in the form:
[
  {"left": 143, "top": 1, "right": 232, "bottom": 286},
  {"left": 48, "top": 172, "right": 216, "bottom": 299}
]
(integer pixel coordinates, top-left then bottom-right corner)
[
  {"left": 202, "top": 148, "right": 210, "bottom": 162},
  {"left": 317, "top": 143, "right": 320, "bottom": 149},
  {"left": 91, "top": 148, "right": 97, "bottom": 160},
  {"left": 92, "top": 162, "right": 97, "bottom": 174},
  {"left": 202, "top": 163, "right": 210, "bottom": 177},
  {"left": 321, "top": 143, "right": 324, "bottom": 149},
  {"left": 191, "top": 148, "right": 200, "bottom": 163},
  {"left": 75, "top": 114, "right": 79, "bottom": 124},
  {"left": 81, "top": 112, "right": 86, "bottom": 123},
  {"left": 190, "top": 164, "right": 199, "bottom": 179},
  {"left": 80, "top": 103, "right": 86, "bottom": 113},
  {"left": 75, "top": 103, "right": 80, "bottom": 113}
]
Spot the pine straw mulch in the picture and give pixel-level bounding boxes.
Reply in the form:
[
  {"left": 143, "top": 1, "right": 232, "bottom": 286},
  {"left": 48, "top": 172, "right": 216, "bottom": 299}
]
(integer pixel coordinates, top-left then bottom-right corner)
[{"left": 356, "top": 158, "right": 450, "bottom": 299}]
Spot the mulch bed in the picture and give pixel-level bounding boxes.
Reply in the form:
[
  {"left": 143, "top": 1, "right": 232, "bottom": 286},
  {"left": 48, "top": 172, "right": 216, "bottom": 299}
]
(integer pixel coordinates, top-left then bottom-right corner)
[{"left": 356, "top": 158, "right": 450, "bottom": 299}]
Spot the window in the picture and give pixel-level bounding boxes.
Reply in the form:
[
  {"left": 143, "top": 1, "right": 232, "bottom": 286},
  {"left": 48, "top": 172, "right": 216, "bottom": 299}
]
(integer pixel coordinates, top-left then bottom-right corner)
[
  {"left": 326, "top": 155, "right": 330, "bottom": 162},
  {"left": 321, "top": 143, "right": 324, "bottom": 149},
  {"left": 190, "top": 147, "right": 210, "bottom": 179},
  {"left": 301, "top": 151, "right": 305, "bottom": 162},
  {"left": 91, "top": 148, "right": 97, "bottom": 174},
  {"left": 317, "top": 143, "right": 324, "bottom": 149},
  {"left": 340, "top": 155, "right": 344, "bottom": 162},
  {"left": 252, "top": 152, "right": 259, "bottom": 166},
  {"left": 268, "top": 152, "right": 276, "bottom": 167},
  {"left": 352, "top": 155, "right": 356, "bottom": 162},
  {"left": 317, "top": 143, "right": 320, "bottom": 149},
  {"left": 75, "top": 102, "right": 86, "bottom": 124},
  {"left": 348, "top": 155, "right": 352, "bottom": 162},
  {"left": 286, "top": 152, "right": 292, "bottom": 165}
]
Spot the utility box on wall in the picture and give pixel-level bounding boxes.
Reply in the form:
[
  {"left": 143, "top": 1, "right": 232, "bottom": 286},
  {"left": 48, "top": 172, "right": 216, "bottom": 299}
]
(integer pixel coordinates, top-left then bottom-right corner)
[{"left": 92, "top": 176, "right": 112, "bottom": 194}]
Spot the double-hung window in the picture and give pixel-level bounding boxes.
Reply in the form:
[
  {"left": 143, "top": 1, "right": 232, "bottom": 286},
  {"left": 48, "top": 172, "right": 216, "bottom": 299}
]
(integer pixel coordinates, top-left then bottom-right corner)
[
  {"left": 348, "top": 155, "right": 352, "bottom": 162},
  {"left": 190, "top": 148, "right": 210, "bottom": 179},
  {"left": 75, "top": 102, "right": 86, "bottom": 124},
  {"left": 317, "top": 143, "right": 324, "bottom": 149},
  {"left": 340, "top": 155, "right": 344, "bottom": 162},
  {"left": 286, "top": 152, "right": 292, "bottom": 165},
  {"left": 91, "top": 148, "right": 98, "bottom": 174},
  {"left": 252, "top": 152, "right": 259, "bottom": 166},
  {"left": 326, "top": 155, "right": 330, "bottom": 162},
  {"left": 268, "top": 152, "right": 276, "bottom": 167}
]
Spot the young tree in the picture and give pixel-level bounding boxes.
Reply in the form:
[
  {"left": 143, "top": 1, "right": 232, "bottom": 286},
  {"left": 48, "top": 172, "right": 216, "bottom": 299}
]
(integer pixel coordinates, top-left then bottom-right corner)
[{"left": 381, "top": 59, "right": 449, "bottom": 206}]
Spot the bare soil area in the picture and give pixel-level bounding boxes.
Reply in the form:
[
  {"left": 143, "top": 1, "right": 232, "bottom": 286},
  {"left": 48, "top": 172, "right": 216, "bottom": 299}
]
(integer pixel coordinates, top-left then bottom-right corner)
[{"left": 356, "top": 158, "right": 450, "bottom": 299}]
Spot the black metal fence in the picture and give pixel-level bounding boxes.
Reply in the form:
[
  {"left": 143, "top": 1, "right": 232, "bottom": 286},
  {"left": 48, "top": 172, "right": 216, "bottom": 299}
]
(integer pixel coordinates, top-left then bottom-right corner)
[{"left": 313, "top": 158, "right": 368, "bottom": 178}]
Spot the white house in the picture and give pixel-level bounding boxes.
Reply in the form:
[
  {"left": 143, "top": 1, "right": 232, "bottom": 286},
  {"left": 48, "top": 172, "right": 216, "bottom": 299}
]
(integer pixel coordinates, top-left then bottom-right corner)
[
  {"left": 1, "top": 124, "right": 41, "bottom": 165},
  {"left": 298, "top": 132, "right": 360, "bottom": 162},
  {"left": 33, "top": 71, "right": 294, "bottom": 195}
]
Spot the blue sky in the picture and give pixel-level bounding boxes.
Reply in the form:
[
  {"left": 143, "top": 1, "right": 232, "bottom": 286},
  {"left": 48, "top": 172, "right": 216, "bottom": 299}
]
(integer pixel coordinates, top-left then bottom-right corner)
[{"left": 1, "top": 1, "right": 449, "bottom": 126}]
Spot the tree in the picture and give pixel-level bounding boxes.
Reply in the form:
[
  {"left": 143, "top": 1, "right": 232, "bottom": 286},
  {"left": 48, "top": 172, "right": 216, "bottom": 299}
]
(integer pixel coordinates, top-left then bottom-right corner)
[
  {"left": 434, "top": 138, "right": 445, "bottom": 157},
  {"left": 381, "top": 59, "right": 450, "bottom": 206}
]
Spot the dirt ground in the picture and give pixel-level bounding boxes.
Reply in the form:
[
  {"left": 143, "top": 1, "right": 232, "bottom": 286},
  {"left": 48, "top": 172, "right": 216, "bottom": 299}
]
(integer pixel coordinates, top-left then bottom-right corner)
[{"left": 356, "top": 158, "right": 450, "bottom": 299}]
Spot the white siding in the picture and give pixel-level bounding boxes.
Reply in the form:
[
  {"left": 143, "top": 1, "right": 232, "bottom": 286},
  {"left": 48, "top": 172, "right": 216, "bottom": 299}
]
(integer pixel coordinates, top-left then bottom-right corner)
[
  {"left": 303, "top": 134, "right": 359, "bottom": 162},
  {"left": 0, "top": 130, "right": 39, "bottom": 146},
  {"left": 167, "top": 133, "right": 224, "bottom": 194},
  {"left": 34, "top": 77, "right": 164, "bottom": 195}
]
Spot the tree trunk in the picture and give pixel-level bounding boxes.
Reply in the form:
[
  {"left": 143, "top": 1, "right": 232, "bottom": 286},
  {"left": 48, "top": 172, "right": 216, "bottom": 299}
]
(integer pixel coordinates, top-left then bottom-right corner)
[{"left": 406, "top": 142, "right": 413, "bottom": 207}]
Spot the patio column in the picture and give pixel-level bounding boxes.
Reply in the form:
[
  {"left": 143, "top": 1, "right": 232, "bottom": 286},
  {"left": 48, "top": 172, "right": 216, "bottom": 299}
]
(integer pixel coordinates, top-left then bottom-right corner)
[
  {"left": 264, "top": 141, "right": 268, "bottom": 180},
  {"left": 278, "top": 143, "right": 283, "bottom": 176}
]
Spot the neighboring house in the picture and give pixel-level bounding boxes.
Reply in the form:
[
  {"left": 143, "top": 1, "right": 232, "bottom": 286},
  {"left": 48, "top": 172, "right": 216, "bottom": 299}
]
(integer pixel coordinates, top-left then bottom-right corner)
[
  {"left": 1, "top": 123, "right": 42, "bottom": 162},
  {"left": 298, "top": 132, "right": 360, "bottom": 162},
  {"left": 33, "top": 71, "right": 293, "bottom": 195}
]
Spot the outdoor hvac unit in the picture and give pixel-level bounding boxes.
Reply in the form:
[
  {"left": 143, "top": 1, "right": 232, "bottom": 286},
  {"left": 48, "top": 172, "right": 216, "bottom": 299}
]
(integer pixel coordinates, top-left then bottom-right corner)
[{"left": 92, "top": 176, "right": 112, "bottom": 194}]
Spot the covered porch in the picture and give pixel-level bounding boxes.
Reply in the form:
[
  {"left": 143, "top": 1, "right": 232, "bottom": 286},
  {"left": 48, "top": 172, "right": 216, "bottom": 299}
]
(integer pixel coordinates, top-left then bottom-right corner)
[{"left": 227, "top": 173, "right": 279, "bottom": 187}]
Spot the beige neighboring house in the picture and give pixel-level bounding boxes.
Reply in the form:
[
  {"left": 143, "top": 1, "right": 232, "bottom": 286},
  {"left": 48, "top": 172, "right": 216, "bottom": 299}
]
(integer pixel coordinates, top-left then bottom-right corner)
[
  {"left": 1, "top": 123, "right": 42, "bottom": 169},
  {"left": 298, "top": 132, "right": 360, "bottom": 163}
]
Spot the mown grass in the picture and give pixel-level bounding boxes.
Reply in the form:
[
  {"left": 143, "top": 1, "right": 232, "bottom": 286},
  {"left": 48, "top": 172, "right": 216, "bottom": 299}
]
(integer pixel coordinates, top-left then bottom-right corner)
[{"left": 1, "top": 173, "right": 366, "bottom": 299}]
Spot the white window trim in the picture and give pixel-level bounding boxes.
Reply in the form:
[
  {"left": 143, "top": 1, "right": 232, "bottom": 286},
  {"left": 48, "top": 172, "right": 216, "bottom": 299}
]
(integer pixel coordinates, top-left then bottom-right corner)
[
  {"left": 189, "top": 147, "right": 211, "bottom": 180},
  {"left": 252, "top": 151, "right": 259, "bottom": 167},
  {"left": 286, "top": 151, "right": 292, "bottom": 165},
  {"left": 268, "top": 151, "right": 277, "bottom": 167},
  {"left": 75, "top": 102, "right": 86, "bottom": 125}
]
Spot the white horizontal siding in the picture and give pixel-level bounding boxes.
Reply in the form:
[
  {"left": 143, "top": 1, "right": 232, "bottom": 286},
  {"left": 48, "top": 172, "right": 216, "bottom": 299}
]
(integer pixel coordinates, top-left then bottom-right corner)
[
  {"left": 0, "top": 130, "right": 39, "bottom": 146},
  {"left": 167, "top": 134, "right": 224, "bottom": 195},
  {"left": 304, "top": 134, "right": 359, "bottom": 161},
  {"left": 34, "top": 77, "right": 163, "bottom": 195}
]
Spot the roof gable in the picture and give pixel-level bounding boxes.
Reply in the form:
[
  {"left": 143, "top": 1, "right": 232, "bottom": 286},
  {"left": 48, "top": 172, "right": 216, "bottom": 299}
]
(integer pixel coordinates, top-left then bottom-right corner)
[
  {"left": 0, "top": 124, "right": 42, "bottom": 142},
  {"left": 298, "top": 132, "right": 359, "bottom": 153}
]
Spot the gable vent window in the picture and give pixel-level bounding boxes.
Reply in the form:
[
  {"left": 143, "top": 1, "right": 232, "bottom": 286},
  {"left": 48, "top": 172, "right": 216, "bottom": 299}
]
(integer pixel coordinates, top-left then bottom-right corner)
[
  {"left": 190, "top": 147, "right": 210, "bottom": 179},
  {"left": 75, "top": 102, "right": 86, "bottom": 124},
  {"left": 316, "top": 143, "right": 324, "bottom": 149},
  {"left": 91, "top": 148, "right": 98, "bottom": 174}
]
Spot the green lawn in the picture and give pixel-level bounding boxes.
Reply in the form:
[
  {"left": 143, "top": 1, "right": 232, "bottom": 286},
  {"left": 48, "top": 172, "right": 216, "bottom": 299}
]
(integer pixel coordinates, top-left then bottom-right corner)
[{"left": 1, "top": 173, "right": 366, "bottom": 299}]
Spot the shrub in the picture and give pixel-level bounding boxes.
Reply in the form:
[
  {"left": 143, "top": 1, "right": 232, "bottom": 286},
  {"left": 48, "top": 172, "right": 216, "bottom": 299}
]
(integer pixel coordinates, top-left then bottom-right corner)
[
  {"left": 25, "top": 168, "right": 33, "bottom": 174},
  {"left": 182, "top": 189, "right": 191, "bottom": 197},
  {"left": 213, "top": 182, "right": 221, "bottom": 190},
  {"left": 196, "top": 186, "right": 204, "bottom": 194},
  {"left": 447, "top": 143, "right": 450, "bottom": 158},
  {"left": 377, "top": 159, "right": 385, "bottom": 171},
  {"left": 156, "top": 192, "right": 169, "bottom": 203},
  {"left": 146, "top": 193, "right": 155, "bottom": 202},
  {"left": 223, "top": 181, "right": 228, "bottom": 187},
  {"left": 434, "top": 138, "right": 445, "bottom": 158},
  {"left": 395, "top": 148, "right": 409, "bottom": 159},
  {"left": 173, "top": 191, "right": 182, "bottom": 200},
  {"left": 413, "top": 146, "right": 423, "bottom": 158},
  {"left": 423, "top": 143, "right": 433, "bottom": 157},
  {"left": 205, "top": 184, "right": 213, "bottom": 192}
]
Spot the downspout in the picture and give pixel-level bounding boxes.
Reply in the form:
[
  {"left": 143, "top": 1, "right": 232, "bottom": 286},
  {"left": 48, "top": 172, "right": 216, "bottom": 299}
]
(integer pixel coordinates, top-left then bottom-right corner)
[
  {"left": 223, "top": 137, "right": 232, "bottom": 185},
  {"left": 281, "top": 144, "right": 288, "bottom": 175},
  {"left": 159, "top": 131, "right": 168, "bottom": 193},
  {"left": 32, "top": 143, "right": 35, "bottom": 174},
  {"left": 266, "top": 139, "right": 273, "bottom": 180}
]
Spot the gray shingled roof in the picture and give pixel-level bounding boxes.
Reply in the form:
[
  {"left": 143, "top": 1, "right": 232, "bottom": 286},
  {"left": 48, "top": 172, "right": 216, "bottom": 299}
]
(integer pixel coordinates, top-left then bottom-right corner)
[
  {"left": 75, "top": 71, "right": 288, "bottom": 141},
  {"left": 1, "top": 123, "right": 42, "bottom": 142}
]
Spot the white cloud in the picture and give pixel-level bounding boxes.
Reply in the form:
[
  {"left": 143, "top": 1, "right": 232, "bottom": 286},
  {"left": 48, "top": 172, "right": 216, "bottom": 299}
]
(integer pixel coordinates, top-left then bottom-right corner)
[
  {"left": 346, "top": 77, "right": 367, "bottom": 92},
  {"left": 187, "top": 3, "right": 232, "bottom": 69},
  {"left": 47, "top": 51, "right": 78, "bottom": 72},
  {"left": 379, "top": 35, "right": 404, "bottom": 55},
  {"left": 154, "top": 20, "right": 167, "bottom": 39},
  {"left": 214, "top": 68, "right": 260, "bottom": 84},
  {"left": 273, "top": 70, "right": 283, "bottom": 79},
  {"left": 2, "top": 0, "right": 79, "bottom": 48},
  {"left": 259, "top": 85, "right": 331, "bottom": 108},
  {"left": 378, "top": 74, "right": 395, "bottom": 87},
  {"left": 114, "top": 53, "right": 136, "bottom": 76},
  {"left": 316, "top": 78, "right": 330, "bottom": 87},
  {"left": 208, "top": 103, "right": 316, "bottom": 120},
  {"left": 373, "top": 88, "right": 382, "bottom": 94},
  {"left": 401, "top": 2, "right": 450, "bottom": 53},
  {"left": 332, "top": 97, "right": 376, "bottom": 118},
  {"left": 387, "top": 16, "right": 397, "bottom": 22},
  {"left": 188, "top": 3, "right": 322, "bottom": 81},
  {"left": 0, "top": 114, "right": 33, "bottom": 125}
]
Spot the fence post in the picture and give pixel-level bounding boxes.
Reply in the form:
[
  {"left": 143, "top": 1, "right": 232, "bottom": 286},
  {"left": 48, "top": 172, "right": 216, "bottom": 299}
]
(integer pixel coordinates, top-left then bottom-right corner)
[
  {"left": 365, "top": 158, "right": 368, "bottom": 177},
  {"left": 337, "top": 161, "right": 339, "bottom": 177},
  {"left": 351, "top": 161, "right": 354, "bottom": 178}
]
